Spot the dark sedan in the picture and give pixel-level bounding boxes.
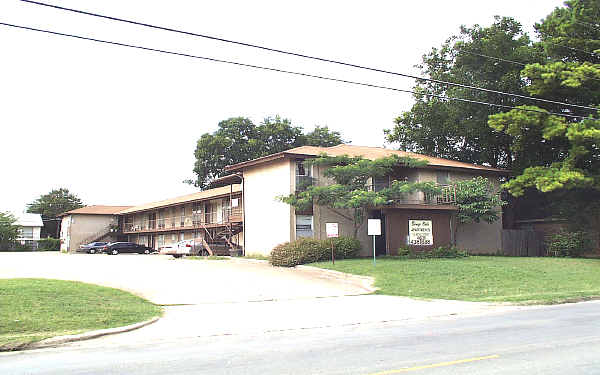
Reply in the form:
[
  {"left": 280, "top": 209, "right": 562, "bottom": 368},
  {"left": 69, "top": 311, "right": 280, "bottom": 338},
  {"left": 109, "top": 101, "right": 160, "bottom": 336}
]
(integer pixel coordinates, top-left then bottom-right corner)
[
  {"left": 78, "top": 242, "right": 108, "bottom": 254},
  {"left": 103, "top": 242, "right": 153, "bottom": 255}
]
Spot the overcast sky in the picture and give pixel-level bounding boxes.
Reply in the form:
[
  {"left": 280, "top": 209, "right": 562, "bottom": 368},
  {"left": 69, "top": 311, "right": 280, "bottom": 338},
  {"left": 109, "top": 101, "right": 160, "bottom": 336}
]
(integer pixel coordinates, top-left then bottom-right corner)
[{"left": 1, "top": 0, "right": 564, "bottom": 213}]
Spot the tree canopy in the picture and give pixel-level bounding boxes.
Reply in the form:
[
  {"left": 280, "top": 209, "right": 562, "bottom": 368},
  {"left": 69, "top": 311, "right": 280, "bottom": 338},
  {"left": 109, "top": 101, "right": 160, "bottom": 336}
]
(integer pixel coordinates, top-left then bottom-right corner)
[
  {"left": 189, "top": 116, "right": 345, "bottom": 189},
  {"left": 385, "top": 1, "right": 600, "bottom": 228},
  {"left": 27, "top": 188, "right": 84, "bottom": 238},
  {"left": 0, "top": 212, "right": 21, "bottom": 246},
  {"left": 385, "top": 17, "right": 545, "bottom": 171}
]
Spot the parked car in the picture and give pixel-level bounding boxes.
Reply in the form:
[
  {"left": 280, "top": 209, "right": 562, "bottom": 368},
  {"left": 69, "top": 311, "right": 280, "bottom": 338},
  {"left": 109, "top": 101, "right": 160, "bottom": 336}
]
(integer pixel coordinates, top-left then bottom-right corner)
[
  {"left": 78, "top": 242, "right": 108, "bottom": 254},
  {"left": 159, "top": 239, "right": 206, "bottom": 258},
  {"left": 102, "top": 242, "right": 154, "bottom": 255}
]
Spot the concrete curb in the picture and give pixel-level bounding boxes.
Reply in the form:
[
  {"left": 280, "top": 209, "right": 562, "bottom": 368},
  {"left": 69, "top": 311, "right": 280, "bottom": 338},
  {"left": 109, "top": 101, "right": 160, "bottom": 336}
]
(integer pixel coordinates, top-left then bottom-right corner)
[
  {"left": 29, "top": 316, "right": 160, "bottom": 350},
  {"left": 228, "top": 257, "right": 270, "bottom": 265},
  {"left": 295, "top": 265, "right": 377, "bottom": 294}
]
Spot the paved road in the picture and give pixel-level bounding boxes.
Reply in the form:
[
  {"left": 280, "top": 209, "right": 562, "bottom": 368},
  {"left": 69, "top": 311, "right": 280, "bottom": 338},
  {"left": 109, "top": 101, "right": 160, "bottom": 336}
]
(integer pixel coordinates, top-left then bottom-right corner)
[{"left": 2, "top": 301, "right": 599, "bottom": 374}]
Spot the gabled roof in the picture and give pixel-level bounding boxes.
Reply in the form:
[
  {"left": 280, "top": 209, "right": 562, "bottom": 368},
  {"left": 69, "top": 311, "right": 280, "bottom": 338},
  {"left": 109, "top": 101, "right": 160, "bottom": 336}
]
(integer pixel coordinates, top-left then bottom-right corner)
[
  {"left": 59, "top": 205, "right": 134, "bottom": 217},
  {"left": 225, "top": 144, "right": 509, "bottom": 174},
  {"left": 14, "top": 213, "right": 43, "bottom": 227},
  {"left": 118, "top": 184, "right": 242, "bottom": 215}
]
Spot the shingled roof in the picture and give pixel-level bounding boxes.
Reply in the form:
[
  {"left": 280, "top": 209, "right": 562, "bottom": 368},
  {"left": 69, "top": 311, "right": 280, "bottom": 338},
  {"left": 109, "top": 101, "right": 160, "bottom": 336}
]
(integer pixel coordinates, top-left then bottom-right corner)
[
  {"left": 225, "top": 144, "right": 509, "bottom": 174},
  {"left": 118, "top": 184, "right": 242, "bottom": 215},
  {"left": 59, "top": 205, "right": 133, "bottom": 217}
]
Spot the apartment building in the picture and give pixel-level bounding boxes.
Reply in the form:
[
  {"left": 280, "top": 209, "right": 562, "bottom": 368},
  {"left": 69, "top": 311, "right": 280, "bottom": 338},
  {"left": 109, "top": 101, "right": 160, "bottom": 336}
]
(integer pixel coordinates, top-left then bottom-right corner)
[
  {"left": 118, "top": 184, "right": 243, "bottom": 254},
  {"left": 225, "top": 144, "right": 509, "bottom": 256}
]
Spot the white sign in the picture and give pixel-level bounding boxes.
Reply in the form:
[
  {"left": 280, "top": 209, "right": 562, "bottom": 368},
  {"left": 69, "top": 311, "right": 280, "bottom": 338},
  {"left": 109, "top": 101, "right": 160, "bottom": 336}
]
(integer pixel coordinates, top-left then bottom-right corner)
[
  {"left": 326, "top": 223, "right": 339, "bottom": 238},
  {"left": 408, "top": 220, "right": 433, "bottom": 246},
  {"left": 368, "top": 219, "right": 381, "bottom": 236},
  {"left": 231, "top": 198, "right": 239, "bottom": 208}
]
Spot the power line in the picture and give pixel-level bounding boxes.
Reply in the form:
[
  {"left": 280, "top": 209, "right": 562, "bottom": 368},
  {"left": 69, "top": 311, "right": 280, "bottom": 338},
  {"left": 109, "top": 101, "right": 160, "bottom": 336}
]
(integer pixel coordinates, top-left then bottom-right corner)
[
  {"left": 0, "top": 21, "right": 592, "bottom": 121},
  {"left": 18, "top": 0, "right": 599, "bottom": 114},
  {"left": 459, "top": 48, "right": 600, "bottom": 84}
]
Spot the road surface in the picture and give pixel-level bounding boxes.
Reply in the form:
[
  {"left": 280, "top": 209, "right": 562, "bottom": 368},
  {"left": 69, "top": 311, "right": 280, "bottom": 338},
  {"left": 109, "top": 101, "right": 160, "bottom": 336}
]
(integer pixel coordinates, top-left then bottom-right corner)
[{"left": 2, "top": 300, "right": 599, "bottom": 374}]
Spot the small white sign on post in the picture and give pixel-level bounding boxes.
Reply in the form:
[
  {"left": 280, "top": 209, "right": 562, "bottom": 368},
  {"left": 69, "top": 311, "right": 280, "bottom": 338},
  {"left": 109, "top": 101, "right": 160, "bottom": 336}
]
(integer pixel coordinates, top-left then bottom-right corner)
[
  {"left": 326, "top": 223, "right": 339, "bottom": 238},
  {"left": 368, "top": 219, "right": 381, "bottom": 265},
  {"left": 368, "top": 219, "right": 381, "bottom": 236}
]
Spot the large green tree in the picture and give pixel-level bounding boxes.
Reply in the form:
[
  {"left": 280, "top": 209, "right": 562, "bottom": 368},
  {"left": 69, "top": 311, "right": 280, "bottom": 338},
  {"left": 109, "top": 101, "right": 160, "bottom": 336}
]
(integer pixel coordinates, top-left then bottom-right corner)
[
  {"left": 385, "top": 17, "right": 546, "bottom": 171},
  {"left": 0, "top": 212, "right": 21, "bottom": 246},
  {"left": 27, "top": 188, "right": 84, "bottom": 238},
  {"left": 190, "top": 116, "right": 345, "bottom": 189},
  {"left": 487, "top": 0, "right": 600, "bottom": 229}
]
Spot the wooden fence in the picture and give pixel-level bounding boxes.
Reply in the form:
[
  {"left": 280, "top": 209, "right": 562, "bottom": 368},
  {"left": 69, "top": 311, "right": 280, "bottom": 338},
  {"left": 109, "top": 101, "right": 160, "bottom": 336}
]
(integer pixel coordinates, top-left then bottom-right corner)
[{"left": 501, "top": 230, "right": 546, "bottom": 257}]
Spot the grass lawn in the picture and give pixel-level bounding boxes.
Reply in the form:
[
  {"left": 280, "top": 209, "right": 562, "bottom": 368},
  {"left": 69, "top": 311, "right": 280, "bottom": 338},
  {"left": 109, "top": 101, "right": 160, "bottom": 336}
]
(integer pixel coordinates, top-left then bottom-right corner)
[
  {"left": 312, "top": 256, "right": 600, "bottom": 304},
  {"left": 0, "top": 278, "right": 162, "bottom": 350}
]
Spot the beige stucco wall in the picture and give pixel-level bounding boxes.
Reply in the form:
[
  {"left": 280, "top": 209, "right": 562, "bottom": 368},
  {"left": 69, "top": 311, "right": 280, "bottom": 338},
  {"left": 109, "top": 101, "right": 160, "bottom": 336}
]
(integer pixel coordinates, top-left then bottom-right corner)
[
  {"left": 62, "top": 214, "right": 118, "bottom": 252},
  {"left": 312, "top": 164, "right": 371, "bottom": 256},
  {"left": 448, "top": 171, "right": 503, "bottom": 253},
  {"left": 243, "top": 159, "right": 293, "bottom": 255}
]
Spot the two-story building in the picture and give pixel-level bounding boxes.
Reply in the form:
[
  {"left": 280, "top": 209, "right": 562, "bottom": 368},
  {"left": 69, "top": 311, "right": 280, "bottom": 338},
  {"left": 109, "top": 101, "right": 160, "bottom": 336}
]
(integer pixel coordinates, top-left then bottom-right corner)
[
  {"left": 224, "top": 144, "right": 509, "bottom": 256},
  {"left": 118, "top": 184, "right": 243, "bottom": 254}
]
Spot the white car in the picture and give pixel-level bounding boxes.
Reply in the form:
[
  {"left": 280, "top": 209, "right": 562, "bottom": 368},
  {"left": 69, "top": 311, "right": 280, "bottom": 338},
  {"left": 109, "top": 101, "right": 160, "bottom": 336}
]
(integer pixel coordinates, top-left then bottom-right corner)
[{"left": 159, "top": 239, "right": 203, "bottom": 258}]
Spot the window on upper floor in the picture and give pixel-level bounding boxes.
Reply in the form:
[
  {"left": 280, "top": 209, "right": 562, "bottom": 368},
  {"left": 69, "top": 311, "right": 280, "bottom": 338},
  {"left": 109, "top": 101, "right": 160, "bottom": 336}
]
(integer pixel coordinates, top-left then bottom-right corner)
[
  {"left": 373, "top": 176, "right": 389, "bottom": 192},
  {"left": 296, "top": 160, "right": 311, "bottom": 176},
  {"left": 436, "top": 171, "right": 450, "bottom": 185}
]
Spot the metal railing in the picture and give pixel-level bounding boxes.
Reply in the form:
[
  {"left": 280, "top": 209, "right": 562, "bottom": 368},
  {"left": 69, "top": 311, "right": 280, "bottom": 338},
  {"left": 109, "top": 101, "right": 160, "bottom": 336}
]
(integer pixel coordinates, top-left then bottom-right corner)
[
  {"left": 123, "top": 208, "right": 243, "bottom": 232},
  {"left": 366, "top": 183, "right": 457, "bottom": 205}
]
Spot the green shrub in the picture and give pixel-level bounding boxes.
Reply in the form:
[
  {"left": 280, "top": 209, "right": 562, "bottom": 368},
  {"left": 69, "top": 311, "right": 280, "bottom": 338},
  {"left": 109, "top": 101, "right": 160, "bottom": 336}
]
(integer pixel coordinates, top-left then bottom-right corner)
[
  {"left": 270, "top": 236, "right": 362, "bottom": 267},
  {"left": 331, "top": 237, "right": 361, "bottom": 259},
  {"left": 38, "top": 238, "right": 61, "bottom": 251},
  {"left": 546, "top": 231, "right": 591, "bottom": 257},
  {"left": 13, "top": 242, "right": 32, "bottom": 252},
  {"left": 397, "top": 245, "right": 469, "bottom": 259}
]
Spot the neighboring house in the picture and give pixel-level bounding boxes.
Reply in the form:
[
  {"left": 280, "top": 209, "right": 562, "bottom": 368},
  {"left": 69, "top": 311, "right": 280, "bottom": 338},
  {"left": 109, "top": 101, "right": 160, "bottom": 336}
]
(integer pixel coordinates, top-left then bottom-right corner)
[
  {"left": 14, "top": 213, "right": 43, "bottom": 248},
  {"left": 118, "top": 184, "right": 243, "bottom": 254},
  {"left": 59, "top": 206, "right": 132, "bottom": 252},
  {"left": 224, "top": 144, "right": 509, "bottom": 256}
]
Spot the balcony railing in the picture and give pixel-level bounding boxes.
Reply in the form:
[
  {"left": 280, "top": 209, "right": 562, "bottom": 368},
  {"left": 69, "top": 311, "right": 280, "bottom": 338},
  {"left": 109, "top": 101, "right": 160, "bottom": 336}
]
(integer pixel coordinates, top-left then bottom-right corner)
[
  {"left": 367, "top": 183, "right": 457, "bottom": 205},
  {"left": 123, "top": 208, "right": 243, "bottom": 233}
]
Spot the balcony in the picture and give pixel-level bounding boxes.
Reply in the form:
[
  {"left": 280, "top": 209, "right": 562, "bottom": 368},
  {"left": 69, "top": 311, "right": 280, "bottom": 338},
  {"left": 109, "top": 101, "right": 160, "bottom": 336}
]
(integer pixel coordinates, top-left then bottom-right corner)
[
  {"left": 123, "top": 208, "right": 243, "bottom": 233},
  {"left": 367, "top": 183, "right": 457, "bottom": 205}
]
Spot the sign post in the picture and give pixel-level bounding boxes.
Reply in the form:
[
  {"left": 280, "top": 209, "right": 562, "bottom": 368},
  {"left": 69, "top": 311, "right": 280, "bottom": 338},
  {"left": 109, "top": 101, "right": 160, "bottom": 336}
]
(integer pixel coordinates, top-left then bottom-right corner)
[
  {"left": 326, "top": 223, "right": 339, "bottom": 264},
  {"left": 368, "top": 219, "right": 381, "bottom": 266}
]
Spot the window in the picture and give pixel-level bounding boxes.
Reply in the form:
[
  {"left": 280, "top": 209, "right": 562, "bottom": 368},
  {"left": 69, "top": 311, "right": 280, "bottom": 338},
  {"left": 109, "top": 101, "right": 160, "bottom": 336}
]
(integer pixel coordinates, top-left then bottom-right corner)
[
  {"left": 296, "top": 160, "right": 311, "bottom": 176},
  {"left": 436, "top": 171, "right": 450, "bottom": 184},
  {"left": 373, "top": 176, "right": 389, "bottom": 192},
  {"left": 296, "top": 215, "right": 313, "bottom": 238},
  {"left": 20, "top": 227, "right": 33, "bottom": 239}
]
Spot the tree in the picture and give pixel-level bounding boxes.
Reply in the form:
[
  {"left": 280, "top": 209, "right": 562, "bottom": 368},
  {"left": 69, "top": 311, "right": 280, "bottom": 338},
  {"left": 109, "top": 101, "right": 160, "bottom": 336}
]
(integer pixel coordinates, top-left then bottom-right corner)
[
  {"left": 486, "top": 0, "right": 600, "bottom": 229},
  {"left": 27, "top": 188, "right": 84, "bottom": 238},
  {"left": 279, "top": 155, "right": 439, "bottom": 238},
  {"left": 385, "top": 17, "right": 546, "bottom": 171},
  {"left": 454, "top": 177, "right": 505, "bottom": 225},
  {"left": 0, "top": 212, "right": 21, "bottom": 246},
  {"left": 190, "top": 116, "right": 345, "bottom": 189}
]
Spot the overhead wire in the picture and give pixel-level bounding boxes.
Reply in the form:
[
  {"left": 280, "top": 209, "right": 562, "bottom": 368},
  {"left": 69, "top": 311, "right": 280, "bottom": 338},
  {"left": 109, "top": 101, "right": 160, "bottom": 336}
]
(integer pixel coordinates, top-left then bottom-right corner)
[
  {"left": 0, "top": 21, "right": 593, "bottom": 122},
  {"left": 17, "top": 0, "right": 600, "bottom": 113}
]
